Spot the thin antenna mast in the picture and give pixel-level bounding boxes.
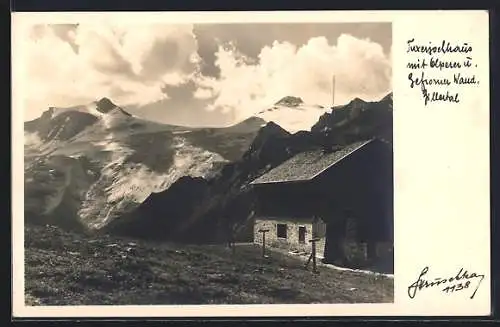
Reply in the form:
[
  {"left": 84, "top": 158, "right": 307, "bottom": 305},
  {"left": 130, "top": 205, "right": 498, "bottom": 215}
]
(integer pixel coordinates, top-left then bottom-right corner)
[{"left": 332, "top": 74, "right": 336, "bottom": 108}]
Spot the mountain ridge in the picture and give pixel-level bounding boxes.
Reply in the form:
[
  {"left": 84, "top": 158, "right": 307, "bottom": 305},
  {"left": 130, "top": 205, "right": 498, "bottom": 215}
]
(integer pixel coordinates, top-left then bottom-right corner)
[
  {"left": 24, "top": 97, "right": 267, "bottom": 231},
  {"left": 104, "top": 92, "right": 393, "bottom": 242},
  {"left": 24, "top": 92, "right": 393, "bottom": 239}
]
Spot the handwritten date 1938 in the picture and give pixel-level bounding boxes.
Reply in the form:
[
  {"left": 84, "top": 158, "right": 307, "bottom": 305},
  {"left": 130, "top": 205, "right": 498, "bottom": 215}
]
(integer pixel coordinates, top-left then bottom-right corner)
[{"left": 407, "top": 266, "right": 485, "bottom": 300}]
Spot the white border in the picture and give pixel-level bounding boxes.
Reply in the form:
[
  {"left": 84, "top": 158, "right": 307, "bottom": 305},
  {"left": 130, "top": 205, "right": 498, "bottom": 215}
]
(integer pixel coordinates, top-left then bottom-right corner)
[{"left": 12, "top": 10, "right": 491, "bottom": 317}]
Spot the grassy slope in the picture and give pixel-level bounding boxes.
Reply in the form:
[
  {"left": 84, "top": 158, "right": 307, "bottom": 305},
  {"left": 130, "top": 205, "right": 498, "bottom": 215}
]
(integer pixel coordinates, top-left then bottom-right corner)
[{"left": 25, "top": 224, "right": 393, "bottom": 305}]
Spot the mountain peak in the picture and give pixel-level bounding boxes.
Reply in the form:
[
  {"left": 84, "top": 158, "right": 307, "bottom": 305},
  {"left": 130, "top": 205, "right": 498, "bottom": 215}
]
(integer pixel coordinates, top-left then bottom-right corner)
[
  {"left": 97, "top": 97, "right": 114, "bottom": 104},
  {"left": 380, "top": 92, "right": 393, "bottom": 103},
  {"left": 240, "top": 116, "right": 268, "bottom": 124},
  {"left": 350, "top": 97, "right": 367, "bottom": 105},
  {"left": 94, "top": 97, "right": 133, "bottom": 117},
  {"left": 255, "top": 122, "right": 291, "bottom": 141},
  {"left": 95, "top": 97, "right": 118, "bottom": 114},
  {"left": 275, "top": 96, "right": 304, "bottom": 107},
  {"left": 256, "top": 97, "right": 328, "bottom": 133}
]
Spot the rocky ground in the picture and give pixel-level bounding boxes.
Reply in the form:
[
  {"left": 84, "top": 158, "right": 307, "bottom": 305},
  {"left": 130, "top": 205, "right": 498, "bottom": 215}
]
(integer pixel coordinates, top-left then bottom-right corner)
[{"left": 24, "top": 224, "right": 394, "bottom": 305}]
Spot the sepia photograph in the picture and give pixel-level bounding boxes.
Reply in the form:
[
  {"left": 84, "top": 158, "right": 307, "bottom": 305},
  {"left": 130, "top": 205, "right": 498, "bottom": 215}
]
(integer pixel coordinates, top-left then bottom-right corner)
[{"left": 21, "top": 20, "right": 395, "bottom": 306}]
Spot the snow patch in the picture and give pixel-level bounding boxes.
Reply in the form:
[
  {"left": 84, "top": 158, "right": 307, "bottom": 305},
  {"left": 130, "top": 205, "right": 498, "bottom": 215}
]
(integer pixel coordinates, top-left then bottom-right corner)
[
  {"left": 319, "top": 261, "right": 394, "bottom": 279},
  {"left": 24, "top": 131, "right": 43, "bottom": 148},
  {"left": 256, "top": 104, "right": 328, "bottom": 133},
  {"left": 79, "top": 136, "right": 227, "bottom": 229},
  {"left": 84, "top": 103, "right": 105, "bottom": 117},
  {"left": 100, "top": 139, "right": 130, "bottom": 154},
  {"left": 51, "top": 104, "right": 94, "bottom": 118},
  {"left": 100, "top": 108, "right": 129, "bottom": 130},
  {"left": 270, "top": 246, "right": 394, "bottom": 279}
]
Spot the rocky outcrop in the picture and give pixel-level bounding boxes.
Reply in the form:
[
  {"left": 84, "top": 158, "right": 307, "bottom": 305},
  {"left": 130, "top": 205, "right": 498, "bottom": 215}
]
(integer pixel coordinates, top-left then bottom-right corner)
[
  {"left": 275, "top": 96, "right": 304, "bottom": 107},
  {"left": 311, "top": 93, "right": 393, "bottom": 145}
]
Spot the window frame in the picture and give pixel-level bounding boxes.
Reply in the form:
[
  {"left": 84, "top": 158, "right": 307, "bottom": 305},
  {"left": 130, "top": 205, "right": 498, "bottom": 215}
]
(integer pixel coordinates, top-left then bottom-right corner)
[
  {"left": 276, "top": 223, "right": 288, "bottom": 239},
  {"left": 298, "top": 225, "right": 306, "bottom": 244}
]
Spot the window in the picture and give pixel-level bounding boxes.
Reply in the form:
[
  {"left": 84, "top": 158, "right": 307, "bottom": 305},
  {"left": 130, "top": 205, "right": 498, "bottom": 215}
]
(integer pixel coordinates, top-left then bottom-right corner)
[
  {"left": 298, "top": 226, "right": 306, "bottom": 243},
  {"left": 276, "top": 223, "right": 287, "bottom": 239}
]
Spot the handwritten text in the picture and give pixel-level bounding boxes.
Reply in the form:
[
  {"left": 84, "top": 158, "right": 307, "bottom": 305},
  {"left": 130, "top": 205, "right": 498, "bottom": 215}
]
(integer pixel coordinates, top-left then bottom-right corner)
[
  {"left": 407, "top": 266, "right": 485, "bottom": 299},
  {"left": 406, "top": 39, "right": 479, "bottom": 106}
]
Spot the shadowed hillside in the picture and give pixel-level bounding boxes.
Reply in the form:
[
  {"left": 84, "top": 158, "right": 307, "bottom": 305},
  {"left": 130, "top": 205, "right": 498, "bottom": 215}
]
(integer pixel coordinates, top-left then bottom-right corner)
[{"left": 105, "top": 93, "right": 393, "bottom": 245}]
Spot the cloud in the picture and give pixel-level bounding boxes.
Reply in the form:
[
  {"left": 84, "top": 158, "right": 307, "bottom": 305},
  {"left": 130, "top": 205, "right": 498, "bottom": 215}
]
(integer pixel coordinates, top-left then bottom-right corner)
[
  {"left": 192, "top": 23, "right": 392, "bottom": 79},
  {"left": 193, "top": 87, "right": 215, "bottom": 100},
  {"left": 20, "top": 23, "right": 391, "bottom": 127},
  {"left": 199, "top": 34, "right": 392, "bottom": 121},
  {"left": 22, "top": 23, "right": 199, "bottom": 121}
]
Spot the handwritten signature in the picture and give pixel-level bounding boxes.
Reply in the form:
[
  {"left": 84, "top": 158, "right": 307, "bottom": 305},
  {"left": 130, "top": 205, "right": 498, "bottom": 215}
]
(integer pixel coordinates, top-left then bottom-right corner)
[{"left": 408, "top": 266, "right": 485, "bottom": 299}]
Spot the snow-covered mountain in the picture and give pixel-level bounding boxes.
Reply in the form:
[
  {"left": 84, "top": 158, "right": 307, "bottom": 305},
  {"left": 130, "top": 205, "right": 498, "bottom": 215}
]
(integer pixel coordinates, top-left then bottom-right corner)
[
  {"left": 24, "top": 98, "right": 264, "bottom": 231},
  {"left": 255, "top": 96, "right": 330, "bottom": 133},
  {"left": 24, "top": 92, "right": 393, "bottom": 236}
]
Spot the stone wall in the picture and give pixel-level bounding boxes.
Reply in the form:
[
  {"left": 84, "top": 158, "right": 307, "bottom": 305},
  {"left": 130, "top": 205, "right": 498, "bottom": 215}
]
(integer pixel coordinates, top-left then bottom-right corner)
[
  {"left": 253, "top": 218, "right": 391, "bottom": 264},
  {"left": 254, "top": 218, "right": 326, "bottom": 257}
]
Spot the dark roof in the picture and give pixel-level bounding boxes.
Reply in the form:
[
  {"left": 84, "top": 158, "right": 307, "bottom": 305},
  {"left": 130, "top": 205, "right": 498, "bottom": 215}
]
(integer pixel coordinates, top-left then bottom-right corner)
[
  {"left": 255, "top": 216, "right": 316, "bottom": 223},
  {"left": 250, "top": 139, "right": 373, "bottom": 185}
]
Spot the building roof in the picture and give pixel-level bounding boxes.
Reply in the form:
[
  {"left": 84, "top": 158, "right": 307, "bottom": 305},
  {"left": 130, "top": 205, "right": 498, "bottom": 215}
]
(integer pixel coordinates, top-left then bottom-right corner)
[
  {"left": 250, "top": 139, "right": 373, "bottom": 185},
  {"left": 255, "top": 216, "right": 316, "bottom": 223}
]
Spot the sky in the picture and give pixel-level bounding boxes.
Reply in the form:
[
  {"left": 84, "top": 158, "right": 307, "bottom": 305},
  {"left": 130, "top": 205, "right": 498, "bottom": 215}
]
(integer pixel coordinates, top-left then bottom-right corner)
[{"left": 21, "top": 22, "right": 392, "bottom": 127}]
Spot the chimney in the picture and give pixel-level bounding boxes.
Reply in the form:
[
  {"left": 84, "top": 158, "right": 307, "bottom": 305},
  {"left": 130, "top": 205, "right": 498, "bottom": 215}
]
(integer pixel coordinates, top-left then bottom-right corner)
[{"left": 332, "top": 74, "right": 336, "bottom": 107}]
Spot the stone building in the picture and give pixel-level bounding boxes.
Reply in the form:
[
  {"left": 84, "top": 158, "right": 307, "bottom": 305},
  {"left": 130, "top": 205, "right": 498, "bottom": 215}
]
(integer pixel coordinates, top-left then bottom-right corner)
[
  {"left": 253, "top": 216, "right": 327, "bottom": 257},
  {"left": 250, "top": 138, "right": 394, "bottom": 269}
]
